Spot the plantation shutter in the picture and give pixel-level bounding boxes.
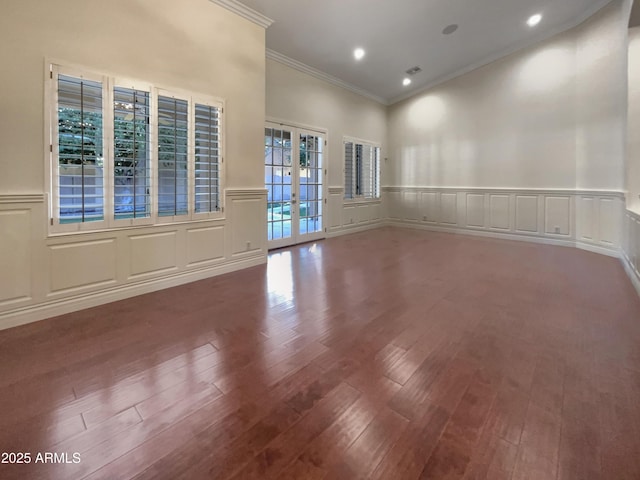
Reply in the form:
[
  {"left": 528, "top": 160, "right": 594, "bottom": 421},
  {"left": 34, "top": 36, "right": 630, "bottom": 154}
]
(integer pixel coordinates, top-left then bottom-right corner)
[
  {"left": 194, "top": 103, "right": 221, "bottom": 213},
  {"left": 57, "top": 74, "right": 105, "bottom": 224},
  {"left": 157, "top": 95, "right": 189, "bottom": 217},
  {"left": 344, "top": 141, "right": 354, "bottom": 199}
]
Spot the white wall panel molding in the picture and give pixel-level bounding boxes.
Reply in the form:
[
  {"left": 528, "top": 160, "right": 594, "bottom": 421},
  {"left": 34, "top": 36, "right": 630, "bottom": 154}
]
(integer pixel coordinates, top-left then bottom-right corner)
[
  {"left": 0, "top": 209, "right": 33, "bottom": 307},
  {"left": 327, "top": 185, "right": 383, "bottom": 235},
  {"left": 622, "top": 210, "right": 640, "bottom": 297},
  {"left": 225, "top": 188, "right": 269, "bottom": 198},
  {"left": 0, "top": 189, "right": 270, "bottom": 330},
  {"left": 128, "top": 232, "right": 179, "bottom": 279},
  {"left": 0, "top": 194, "right": 45, "bottom": 204},
  {"left": 226, "top": 189, "right": 268, "bottom": 258},
  {"left": 49, "top": 239, "right": 118, "bottom": 294},
  {"left": 0, "top": 198, "right": 46, "bottom": 312},
  {"left": 381, "top": 186, "right": 625, "bottom": 198},
  {"left": 383, "top": 187, "right": 622, "bottom": 256},
  {"left": 187, "top": 226, "right": 225, "bottom": 267},
  {"left": 0, "top": 254, "right": 265, "bottom": 331},
  {"left": 208, "top": 0, "right": 274, "bottom": 28}
]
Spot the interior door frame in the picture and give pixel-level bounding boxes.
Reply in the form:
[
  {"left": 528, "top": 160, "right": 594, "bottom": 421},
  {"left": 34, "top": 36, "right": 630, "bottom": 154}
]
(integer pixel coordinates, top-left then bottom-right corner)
[{"left": 266, "top": 117, "right": 328, "bottom": 250}]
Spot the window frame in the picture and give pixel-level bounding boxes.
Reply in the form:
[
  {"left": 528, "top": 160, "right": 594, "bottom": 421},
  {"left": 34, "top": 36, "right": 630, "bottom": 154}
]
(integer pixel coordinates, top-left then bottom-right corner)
[
  {"left": 46, "top": 63, "right": 225, "bottom": 235},
  {"left": 49, "top": 65, "right": 109, "bottom": 233},
  {"left": 343, "top": 136, "right": 381, "bottom": 202}
]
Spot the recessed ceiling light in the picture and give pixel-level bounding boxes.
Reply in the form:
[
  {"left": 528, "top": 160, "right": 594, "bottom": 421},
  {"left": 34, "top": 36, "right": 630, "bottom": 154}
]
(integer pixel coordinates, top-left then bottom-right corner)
[
  {"left": 527, "top": 14, "right": 542, "bottom": 27},
  {"left": 442, "top": 24, "right": 459, "bottom": 35},
  {"left": 403, "top": 78, "right": 412, "bottom": 87},
  {"left": 354, "top": 48, "right": 365, "bottom": 60}
]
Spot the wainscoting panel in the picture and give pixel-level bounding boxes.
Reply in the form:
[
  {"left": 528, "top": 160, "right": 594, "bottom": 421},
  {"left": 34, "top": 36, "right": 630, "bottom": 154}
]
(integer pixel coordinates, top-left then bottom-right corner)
[
  {"left": 187, "top": 226, "right": 225, "bottom": 266},
  {"left": 544, "top": 196, "right": 571, "bottom": 236},
  {"left": 383, "top": 187, "right": 622, "bottom": 256},
  {"left": 386, "top": 190, "right": 403, "bottom": 220},
  {"left": 49, "top": 238, "right": 118, "bottom": 294},
  {"left": 489, "top": 194, "right": 510, "bottom": 230},
  {"left": 0, "top": 190, "right": 268, "bottom": 330},
  {"left": 421, "top": 192, "right": 439, "bottom": 223},
  {"left": 578, "top": 196, "right": 595, "bottom": 241},
  {"left": 622, "top": 210, "right": 640, "bottom": 296},
  {"left": 328, "top": 186, "right": 383, "bottom": 236},
  {"left": 129, "top": 232, "right": 178, "bottom": 279},
  {"left": 327, "top": 187, "right": 343, "bottom": 231},
  {"left": 440, "top": 193, "right": 458, "bottom": 225},
  {"left": 599, "top": 198, "right": 618, "bottom": 246},
  {"left": 515, "top": 195, "right": 539, "bottom": 233},
  {"left": 0, "top": 209, "right": 33, "bottom": 305},
  {"left": 403, "top": 191, "right": 420, "bottom": 222},
  {"left": 227, "top": 189, "right": 267, "bottom": 258},
  {"left": 342, "top": 205, "right": 357, "bottom": 227},
  {"left": 466, "top": 194, "right": 485, "bottom": 228}
]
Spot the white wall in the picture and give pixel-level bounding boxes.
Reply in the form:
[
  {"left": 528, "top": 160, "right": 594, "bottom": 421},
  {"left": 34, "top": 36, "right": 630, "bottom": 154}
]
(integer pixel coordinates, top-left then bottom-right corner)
[
  {"left": 576, "top": 0, "right": 630, "bottom": 191},
  {"left": 0, "top": 0, "right": 268, "bottom": 328},
  {"left": 628, "top": 26, "right": 640, "bottom": 213},
  {"left": 266, "top": 58, "right": 388, "bottom": 234},
  {"left": 385, "top": 0, "right": 630, "bottom": 255}
]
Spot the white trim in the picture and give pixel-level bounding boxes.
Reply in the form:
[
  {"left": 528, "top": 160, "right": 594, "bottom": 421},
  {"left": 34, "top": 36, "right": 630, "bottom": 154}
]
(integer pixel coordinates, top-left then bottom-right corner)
[
  {"left": 576, "top": 241, "right": 621, "bottom": 258},
  {"left": 326, "top": 222, "right": 381, "bottom": 238},
  {"left": 0, "top": 254, "right": 266, "bottom": 331},
  {"left": 0, "top": 194, "right": 45, "bottom": 204},
  {"left": 621, "top": 250, "right": 640, "bottom": 297},
  {"left": 386, "top": 220, "right": 621, "bottom": 255},
  {"left": 208, "top": 0, "right": 274, "bottom": 28},
  {"left": 388, "top": 0, "right": 614, "bottom": 104},
  {"left": 266, "top": 116, "right": 327, "bottom": 135},
  {"left": 382, "top": 186, "right": 625, "bottom": 198},
  {"left": 266, "top": 49, "right": 387, "bottom": 105},
  {"left": 226, "top": 188, "right": 268, "bottom": 198}
]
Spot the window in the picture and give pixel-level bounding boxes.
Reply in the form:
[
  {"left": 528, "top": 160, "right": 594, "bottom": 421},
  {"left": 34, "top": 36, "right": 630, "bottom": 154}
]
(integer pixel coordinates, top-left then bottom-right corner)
[
  {"left": 113, "top": 86, "right": 151, "bottom": 221},
  {"left": 48, "top": 65, "right": 224, "bottom": 233},
  {"left": 344, "top": 138, "right": 380, "bottom": 200},
  {"left": 56, "top": 74, "right": 105, "bottom": 224},
  {"left": 157, "top": 95, "right": 189, "bottom": 218}
]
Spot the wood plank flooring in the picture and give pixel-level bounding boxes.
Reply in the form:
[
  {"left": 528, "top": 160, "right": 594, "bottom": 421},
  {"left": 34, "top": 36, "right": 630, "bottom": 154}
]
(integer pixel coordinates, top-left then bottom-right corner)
[{"left": 1, "top": 227, "right": 639, "bottom": 479}]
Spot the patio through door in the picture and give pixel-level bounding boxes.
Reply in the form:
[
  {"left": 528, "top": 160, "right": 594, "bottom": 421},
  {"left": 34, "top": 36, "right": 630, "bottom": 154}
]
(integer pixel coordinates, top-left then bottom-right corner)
[{"left": 265, "top": 123, "right": 325, "bottom": 249}]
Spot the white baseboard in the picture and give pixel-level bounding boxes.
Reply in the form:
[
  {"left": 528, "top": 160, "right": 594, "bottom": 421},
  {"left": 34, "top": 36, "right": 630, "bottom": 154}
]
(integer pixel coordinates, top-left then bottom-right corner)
[
  {"left": 0, "top": 254, "right": 267, "bottom": 331},
  {"left": 326, "top": 222, "right": 383, "bottom": 238},
  {"left": 575, "top": 241, "right": 621, "bottom": 259},
  {"left": 621, "top": 251, "right": 640, "bottom": 298},
  {"left": 386, "top": 220, "right": 622, "bottom": 256},
  {"left": 386, "top": 220, "right": 581, "bottom": 248}
]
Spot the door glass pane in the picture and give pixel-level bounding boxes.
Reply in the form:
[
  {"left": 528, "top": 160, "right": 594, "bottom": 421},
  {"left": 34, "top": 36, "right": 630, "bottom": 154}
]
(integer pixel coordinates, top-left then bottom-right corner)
[
  {"left": 266, "top": 126, "right": 293, "bottom": 242},
  {"left": 299, "top": 133, "right": 323, "bottom": 236}
]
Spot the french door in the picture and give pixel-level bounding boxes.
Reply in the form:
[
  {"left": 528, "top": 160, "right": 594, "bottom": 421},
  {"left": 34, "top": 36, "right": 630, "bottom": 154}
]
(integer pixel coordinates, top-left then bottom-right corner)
[{"left": 265, "top": 122, "right": 325, "bottom": 249}]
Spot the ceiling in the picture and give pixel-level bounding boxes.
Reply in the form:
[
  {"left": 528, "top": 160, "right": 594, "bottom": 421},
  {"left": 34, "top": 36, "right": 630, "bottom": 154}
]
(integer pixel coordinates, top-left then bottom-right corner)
[{"left": 239, "top": 0, "right": 613, "bottom": 104}]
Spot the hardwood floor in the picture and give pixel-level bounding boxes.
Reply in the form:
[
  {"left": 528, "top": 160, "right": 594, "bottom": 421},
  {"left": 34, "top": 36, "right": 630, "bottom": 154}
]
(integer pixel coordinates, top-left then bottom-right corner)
[{"left": 1, "top": 227, "right": 639, "bottom": 479}]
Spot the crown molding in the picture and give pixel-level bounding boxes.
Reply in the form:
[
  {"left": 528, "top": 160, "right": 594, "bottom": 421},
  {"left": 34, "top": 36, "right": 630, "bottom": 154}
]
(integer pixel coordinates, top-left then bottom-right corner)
[
  {"left": 266, "top": 49, "right": 387, "bottom": 105},
  {"left": 209, "top": 0, "right": 274, "bottom": 29},
  {"left": 389, "top": 0, "right": 614, "bottom": 105}
]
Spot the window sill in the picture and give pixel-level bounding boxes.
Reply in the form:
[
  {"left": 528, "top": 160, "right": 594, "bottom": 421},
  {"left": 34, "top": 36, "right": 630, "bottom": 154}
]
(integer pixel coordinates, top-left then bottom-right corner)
[
  {"left": 47, "top": 215, "right": 226, "bottom": 238},
  {"left": 343, "top": 197, "right": 381, "bottom": 206}
]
